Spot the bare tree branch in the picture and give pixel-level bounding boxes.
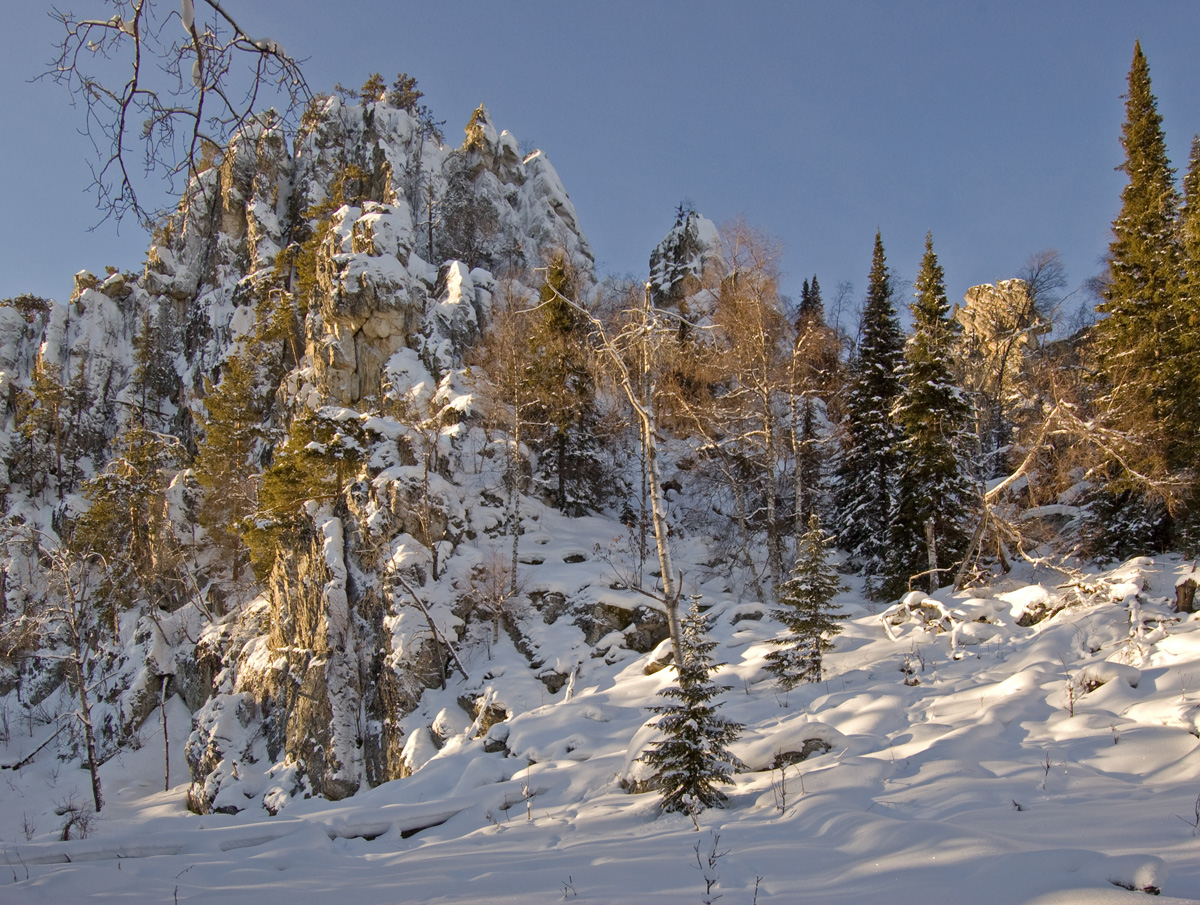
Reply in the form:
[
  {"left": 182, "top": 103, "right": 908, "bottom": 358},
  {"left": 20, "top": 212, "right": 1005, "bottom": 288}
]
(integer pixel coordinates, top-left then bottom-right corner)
[{"left": 45, "top": 0, "right": 310, "bottom": 226}]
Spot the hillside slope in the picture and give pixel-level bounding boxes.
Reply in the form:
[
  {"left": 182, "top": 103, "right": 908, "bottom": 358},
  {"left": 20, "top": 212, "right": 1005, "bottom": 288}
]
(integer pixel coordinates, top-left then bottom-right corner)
[{"left": 5, "top": 551, "right": 1200, "bottom": 903}]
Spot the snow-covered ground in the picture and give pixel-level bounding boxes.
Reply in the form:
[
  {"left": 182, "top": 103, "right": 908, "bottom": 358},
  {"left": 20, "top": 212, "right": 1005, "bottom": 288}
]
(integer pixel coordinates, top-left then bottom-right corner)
[{"left": 5, "top": 551, "right": 1200, "bottom": 904}]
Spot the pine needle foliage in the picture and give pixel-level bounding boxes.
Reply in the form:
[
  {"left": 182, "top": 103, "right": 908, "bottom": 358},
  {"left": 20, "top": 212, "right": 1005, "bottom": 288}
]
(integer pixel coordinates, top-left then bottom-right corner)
[
  {"left": 1183, "top": 134, "right": 1200, "bottom": 310},
  {"left": 766, "top": 514, "right": 846, "bottom": 688},
  {"left": 835, "top": 232, "right": 904, "bottom": 595},
  {"left": 72, "top": 423, "right": 183, "bottom": 614},
  {"left": 642, "top": 599, "right": 743, "bottom": 817},
  {"left": 885, "top": 233, "right": 974, "bottom": 597},
  {"left": 244, "top": 408, "right": 366, "bottom": 580},
  {"left": 527, "top": 253, "right": 601, "bottom": 514},
  {"left": 194, "top": 349, "right": 268, "bottom": 583},
  {"left": 1093, "top": 41, "right": 1191, "bottom": 486}
]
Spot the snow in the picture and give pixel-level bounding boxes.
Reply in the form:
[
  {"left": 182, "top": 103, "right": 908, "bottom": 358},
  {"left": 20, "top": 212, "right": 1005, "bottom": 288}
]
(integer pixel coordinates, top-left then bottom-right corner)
[{"left": 5, "top": 556, "right": 1200, "bottom": 903}]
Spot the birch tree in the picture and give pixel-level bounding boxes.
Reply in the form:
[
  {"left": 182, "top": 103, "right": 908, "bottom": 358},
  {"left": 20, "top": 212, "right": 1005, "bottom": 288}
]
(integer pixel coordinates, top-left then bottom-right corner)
[
  {"left": 545, "top": 281, "right": 686, "bottom": 658},
  {"left": 711, "top": 222, "right": 792, "bottom": 599}
]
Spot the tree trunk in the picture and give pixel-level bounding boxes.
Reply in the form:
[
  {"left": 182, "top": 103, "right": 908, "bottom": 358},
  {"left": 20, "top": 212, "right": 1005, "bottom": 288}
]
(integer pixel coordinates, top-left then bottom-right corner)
[
  {"left": 161, "top": 675, "right": 170, "bottom": 792},
  {"left": 762, "top": 400, "right": 785, "bottom": 600},
  {"left": 1177, "top": 576, "right": 1197, "bottom": 614},
  {"left": 638, "top": 289, "right": 684, "bottom": 658},
  {"left": 75, "top": 657, "right": 103, "bottom": 812},
  {"left": 925, "top": 517, "right": 939, "bottom": 593},
  {"left": 508, "top": 416, "right": 522, "bottom": 594}
]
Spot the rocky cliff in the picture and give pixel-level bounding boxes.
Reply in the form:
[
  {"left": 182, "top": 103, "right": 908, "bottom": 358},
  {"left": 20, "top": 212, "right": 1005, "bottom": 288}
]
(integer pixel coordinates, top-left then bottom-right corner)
[{"left": 0, "top": 90, "right": 618, "bottom": 813}]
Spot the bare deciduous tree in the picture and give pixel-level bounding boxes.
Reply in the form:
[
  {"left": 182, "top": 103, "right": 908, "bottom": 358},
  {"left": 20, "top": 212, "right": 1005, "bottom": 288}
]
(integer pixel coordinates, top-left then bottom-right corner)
[
  {"left": 470, "top": 280, "right": 539, "bottom": 586},
  {"left": 1, "top": 528, "right": 112, "bottom": 812},
  {"left": 542, "top": 280, "right": 686, "bottom": 659},
  {"left": 467, "top": 547, "right": 526, "bottom": 648},
  {"left": 47, "top": 0, "right": 309, "bottom": 225},
  {"left": 713, "top": 221, "right": 792, "bottom": 599}
]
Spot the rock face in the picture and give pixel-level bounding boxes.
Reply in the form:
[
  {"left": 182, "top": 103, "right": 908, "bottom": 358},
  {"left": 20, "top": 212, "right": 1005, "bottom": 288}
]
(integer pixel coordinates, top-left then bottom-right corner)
[
  {"left": 648, "top": 208, "right": 723, "bottom": 309},
  {"left": 0, "top": 92, "right": 599, "bottom": 812}
]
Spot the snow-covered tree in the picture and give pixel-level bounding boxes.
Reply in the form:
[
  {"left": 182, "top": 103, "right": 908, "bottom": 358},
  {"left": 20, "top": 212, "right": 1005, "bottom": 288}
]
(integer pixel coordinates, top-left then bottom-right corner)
[
  {"left": 72, "top": 422, "right": 185, "bottom": 616},
  {"left": 1089, "top": 41, "right": 1198, "bottom": 552},
  {"left": 791, "top": 274, "right": 840, "bottom": 538},
  {"left": 642, "top": 599, "right": 743, "bottom": 817},
  {"left": 835, "top": 232, "right": 904, "bottom": 596},
  {"left": 885, "top": 234, "right": 974, "bottom": 597},
  {"left": 1093, "top": 52, "right": 1184, "bottom": 453},
  {"left": 710, "top": 221, "right": 793, "bottom": 598},
  {"left": 766, "top": 514, "right": 846, "bottom": 688},
  {"left": 1095, "top": 42, "right": 1184, "bottom": 446},
  {"left": 954, "top": 277, "right": 1048, "bottom": 481}
]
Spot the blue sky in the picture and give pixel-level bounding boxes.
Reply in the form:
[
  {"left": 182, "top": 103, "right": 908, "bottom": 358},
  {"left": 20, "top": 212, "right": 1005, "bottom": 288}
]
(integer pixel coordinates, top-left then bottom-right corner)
[{"left": 4, "top": 1, "right": 1200, "bottom": 327}]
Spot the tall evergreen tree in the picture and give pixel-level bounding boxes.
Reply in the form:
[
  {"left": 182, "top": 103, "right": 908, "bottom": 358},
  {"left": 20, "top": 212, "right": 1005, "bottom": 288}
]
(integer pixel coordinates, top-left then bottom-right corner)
[
  {"left": 1093, "top": 42, "right": 1189, "bottom": 475},
  {"left": 791, "top": 273, "right": 838, "bottom": 536},
  {"left": 527, "top": 253, "right": 601, "bottom": 515},
  {"left": 642, "top": 599, "right": 743, "bottom": 817},
  {"left": 193, "top": 349, "right": 267, "bottom": 584},
  {"left": 1090, "top": 41, "right": 1198, "bottom": 551},
  {"left": 766, "top": 514, "right": 846, "bottom": 688},
  {"left": 1182, "top": 134, "right": 1200, "bottom": 343},
  {"left": 886, "top": 234, "right": 974, "bottom": 597},
  {"left": 835, "top": 233, "right": 904, "bottom": 595},
  {"left": 14, "top": 360, "right": 70, "bottom": 498}
]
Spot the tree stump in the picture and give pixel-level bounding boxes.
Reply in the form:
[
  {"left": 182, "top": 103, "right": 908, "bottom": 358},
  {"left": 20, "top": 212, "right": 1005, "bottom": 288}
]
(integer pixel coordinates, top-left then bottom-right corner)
[{"left": 1176, "top": 576, "right": 1197, "bottom": 614}]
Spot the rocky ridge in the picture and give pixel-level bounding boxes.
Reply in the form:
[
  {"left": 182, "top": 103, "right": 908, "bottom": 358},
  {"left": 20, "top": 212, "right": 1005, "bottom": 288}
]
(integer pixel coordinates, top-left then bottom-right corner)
[{"left": 0, "top": 92, "right": 622, "bottom": 812}]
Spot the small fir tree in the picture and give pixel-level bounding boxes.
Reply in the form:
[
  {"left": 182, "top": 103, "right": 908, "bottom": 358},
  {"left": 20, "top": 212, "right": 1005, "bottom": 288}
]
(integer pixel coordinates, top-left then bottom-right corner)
[
  {"left": 387, "top": 72, "right": 423, "bottom": 112},
  {"left": 359, "top": 72, "right": 387, "bottom": 103},
  {"left": 766, "top": 514, "right": 846, "bottom": 688},
  {"left": 642, "top": 599, "right": 743, "bottom": 817}
]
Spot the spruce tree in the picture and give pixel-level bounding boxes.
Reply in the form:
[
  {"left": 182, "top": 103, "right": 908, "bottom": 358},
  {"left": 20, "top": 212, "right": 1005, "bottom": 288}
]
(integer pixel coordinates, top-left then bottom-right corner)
[
  {"left": 1090, "top": 41, "right": 1198, "bottom": 551},
  {"left": 193, "top": 349, "right": 267, "bottom": 584},
  {"left": 642, "top": 599, "right": 743, "bottom": 817},
  {"left": 766, "top": 514, "right": 846, "bottom": 688},
  {"left": 526, "top": 253, "right": 600, "bottom": 514},
  {"left": 886, "top": 234, "right": 974, "bottom": 597},
  {"left": 1181, "top": 134, "right": 1200, "bottom": 403},
  {"left": 835, "top": 233, "right": 904, "bottom": 595},
  {"left": 791, "top": 273, "right": 838, "bottom": 535},
  {"left": 797, "top": 275, "right": 823, "bottom": 327},
  {"left": 1093, "top": 42, "right": 1188, "bottom": 474}
]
